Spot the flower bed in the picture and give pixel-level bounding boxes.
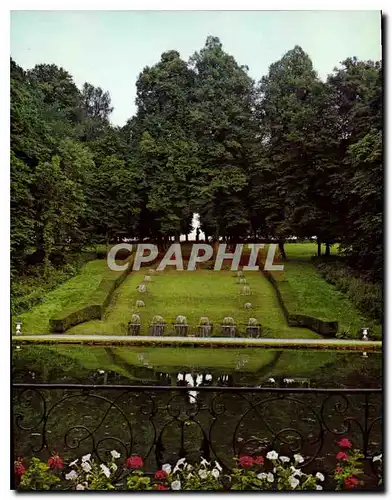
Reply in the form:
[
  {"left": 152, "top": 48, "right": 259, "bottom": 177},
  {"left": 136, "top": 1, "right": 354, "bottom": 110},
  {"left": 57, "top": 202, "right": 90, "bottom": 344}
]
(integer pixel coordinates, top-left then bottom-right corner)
[{"left": 14, "top": 439, "right": 382, "bottom": 491}]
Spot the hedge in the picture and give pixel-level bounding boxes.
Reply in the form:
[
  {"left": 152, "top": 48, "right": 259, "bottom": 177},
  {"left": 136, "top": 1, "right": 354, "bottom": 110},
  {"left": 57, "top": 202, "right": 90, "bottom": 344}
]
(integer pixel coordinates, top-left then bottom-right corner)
[
  {"left": 49, "top": 257, "right": 133, "bottom": 333},
  {"left": 263, "top": 270, "right": 338, "bottom": 337}
]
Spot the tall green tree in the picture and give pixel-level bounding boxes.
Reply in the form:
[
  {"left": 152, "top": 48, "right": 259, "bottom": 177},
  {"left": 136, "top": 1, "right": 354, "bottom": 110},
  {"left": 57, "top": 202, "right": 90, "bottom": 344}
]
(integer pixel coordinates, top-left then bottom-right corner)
[{"left": 189, "top": 36, "right": 257, "bottom": 242}]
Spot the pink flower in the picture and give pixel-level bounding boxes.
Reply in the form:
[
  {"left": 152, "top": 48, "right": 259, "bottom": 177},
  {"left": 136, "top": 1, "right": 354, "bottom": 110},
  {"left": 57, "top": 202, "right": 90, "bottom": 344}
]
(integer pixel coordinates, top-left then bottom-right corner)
[
  {"left": 156, "top": 484, "right": 169, "bottom": 490},
  {"left": 238, "top": 456, "right": 254, "bottom": 468},
  {"left": 125, "top": 455, "right": 144, "bottom": 469},
  {"left": 335, "top": 465, "right": 343, "bottom": 474},
  {"left": 254, "top": 456, "right": 264, "bottom": 465},
  {"left": 14, "top": 457, "right": 25, "bottom": 477},
  {"left": 338, "top": 438, "right": 352, "bottom": 449},
  {"left": 344, "top": 476, "right": 359, "bottom": 489},
  {"left": 48, "top": 453, "right": 63, "bottom": 469},
  {"left": 336, "top": 451, "right": 348, "bottom": 461},
  {"left": 154, "top": 470, "right": 168, "bottom": 480}
]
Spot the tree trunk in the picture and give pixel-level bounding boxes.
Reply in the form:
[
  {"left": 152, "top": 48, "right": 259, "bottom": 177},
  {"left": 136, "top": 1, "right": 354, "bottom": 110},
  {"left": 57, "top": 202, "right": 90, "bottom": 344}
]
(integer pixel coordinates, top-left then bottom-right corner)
[
  {"left": 317, "top": 238, "right": 321, "bottom": 257},
  {"left": 185, "top": 233, "right": 188, "bottom": 242},
  {"left": 278, "top": 240, "right": 286, "bottom": 260},
  {"left": 325, "top": 242, "right": 331, "bottom": 257}
]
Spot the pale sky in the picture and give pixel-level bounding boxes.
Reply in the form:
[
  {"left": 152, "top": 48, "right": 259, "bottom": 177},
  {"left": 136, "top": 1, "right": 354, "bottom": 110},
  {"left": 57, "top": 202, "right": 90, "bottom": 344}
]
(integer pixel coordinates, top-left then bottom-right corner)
[{"left": 10, "top": 10, "right": 381, "bottom": 127}]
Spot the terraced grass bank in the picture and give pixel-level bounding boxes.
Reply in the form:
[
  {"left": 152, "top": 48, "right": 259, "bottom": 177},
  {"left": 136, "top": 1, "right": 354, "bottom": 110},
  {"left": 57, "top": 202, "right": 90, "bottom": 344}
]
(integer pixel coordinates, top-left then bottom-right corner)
[{"left": 13, "top": 243, "right": 381, "bottom": 340}]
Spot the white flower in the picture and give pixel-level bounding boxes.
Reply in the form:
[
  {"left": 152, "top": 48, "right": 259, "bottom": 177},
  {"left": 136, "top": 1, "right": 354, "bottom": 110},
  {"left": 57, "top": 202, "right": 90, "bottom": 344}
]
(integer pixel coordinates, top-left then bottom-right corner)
[
  {"left": 316, "top": 485, "right": 323, "bottom": 490},
  {"left": 173, "top": 457, "right": 187, "bottom": 472},
  {"left": 100, "top": 464, "right": 111, "bottom": 478},
  {"left": 293, "top": 454, "right": 304, "bottom": 464},
  {"left": 82, "top": 454, "right": 91, "bottom": 463},
  {"left": 171, "top": 480, "right": 181, "bottom": 490},
  {"left": 279, "top": 456, "right": 290, "bottom": 463},
  {"left": 69, "top": 459, "right": 78, "bottom": 467},
  {"left": 212, "top": 468, "right": 220, "bottom": 478},
  {"left": 273, "top": 467, "right": 276, "bottom": 473},
  {"left": 215, "top": 461, "right": 222, "bottom": 471},
  {"left": 200, "top": 457, "right": 210, "bottom": 467},
  {"left": 268, "top": 378, "right": 275, "bottom": 383},
  {"left": 289, "top": 475, "right": 300, "bottom": 489},
  {"left": 111, "top": 450, "right": 120, "bottom": 459},
  {"left": 316, "top": 472, "right": 325, "bottom": 482},
  {"left": 373, "top": 454, "right": 382, "bottom": 462},
  {"left": 290, "top": 466, "right": 302, "bottom": 477},
  {"left": 81, "top": 462, "right": 92, "bottom": 473},
  {"left": 186, "top": 473, "right": 193, "bottom": 479},
  {"left": 76, "top": 484, "right": 85, "bottom": 490},
  {"left": 257, "top": 472, "right": 267, "bottom": 480},
  {"left": 198, "top": 469, "right": 208, "bottom": 479},
  {"left": 266, "top": 450, "right": 279, "bottom": 461},
  {"left": 65, "top": 470, "right": 78, "bottom": 481},
  {"left": 162, "top": 463, "right": 172, "bottom": 474},
  {"left": 186, "top": 464, "right": 193, "bottom": 471},
  {"left": 267, "top": 472, "right": 274, "bottom": 483}
]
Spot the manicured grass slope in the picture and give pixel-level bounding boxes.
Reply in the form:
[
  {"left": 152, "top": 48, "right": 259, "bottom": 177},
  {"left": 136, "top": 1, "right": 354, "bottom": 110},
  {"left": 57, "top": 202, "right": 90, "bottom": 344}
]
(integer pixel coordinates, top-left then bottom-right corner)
[{"left": 68, "top": 268, "right": 318, "bottom": 338}]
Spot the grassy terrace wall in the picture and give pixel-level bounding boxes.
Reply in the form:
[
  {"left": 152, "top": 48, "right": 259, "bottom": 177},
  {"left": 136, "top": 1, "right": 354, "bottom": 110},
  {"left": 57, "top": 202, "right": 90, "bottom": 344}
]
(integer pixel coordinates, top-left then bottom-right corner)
[
  {"left": 262, "top": 270, "right": 338, "bottom": 337},
  {"left": 49, "top": 257, "right": 133, "bottom": 333}
]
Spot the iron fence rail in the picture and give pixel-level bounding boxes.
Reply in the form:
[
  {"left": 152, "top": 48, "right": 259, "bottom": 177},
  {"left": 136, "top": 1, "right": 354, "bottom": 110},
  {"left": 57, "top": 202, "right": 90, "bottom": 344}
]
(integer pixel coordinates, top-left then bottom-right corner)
[{"left": 13, "top": 383, "right": 382, "bottom": 480}]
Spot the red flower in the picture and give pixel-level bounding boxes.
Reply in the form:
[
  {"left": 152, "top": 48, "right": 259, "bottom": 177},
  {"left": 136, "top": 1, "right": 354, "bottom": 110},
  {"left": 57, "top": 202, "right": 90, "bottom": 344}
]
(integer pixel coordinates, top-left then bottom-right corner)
[
  {"left": 125, "top": 455, "right": 144, "bottom": 469},
  {"left": 156, "top": 484, "right": 169, "bottom": 490},
  {"left": 14, "top": 457, "right": 25, "bottom": 477},
  {"left": 254, "top": 456, "right": 264, "bottom": 465},
  {"left": 154, "top": 470, "right": 168, "bottom": 481},
  {"left": 48, "top": 453, "right": 63, "bottom": 469},
  {"left": 336, "top": 451, "right": 348, "bottom": 461},
  {"left": 238, "top": 456, "right": 254, "bottom": 468},
  {"left": 338, "top": 438, "right": 352, "bottom": 449},
  {"left": 344, "top": 476, "right": 359, "bottom": 489},
  {"left": 335, "top": 466, "right": 343, "bottom": 474}
]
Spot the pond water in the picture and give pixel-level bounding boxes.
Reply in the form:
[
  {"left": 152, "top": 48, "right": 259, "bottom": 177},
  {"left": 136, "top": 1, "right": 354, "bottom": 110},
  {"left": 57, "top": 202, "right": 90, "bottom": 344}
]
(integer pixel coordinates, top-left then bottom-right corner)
[{"left": 12, "top": 344, "right": 382, "bottom": 388}]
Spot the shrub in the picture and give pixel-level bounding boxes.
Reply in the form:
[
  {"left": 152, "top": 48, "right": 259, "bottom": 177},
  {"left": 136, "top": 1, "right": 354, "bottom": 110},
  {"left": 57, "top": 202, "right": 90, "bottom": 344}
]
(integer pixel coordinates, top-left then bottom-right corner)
[
  {"left": 198, "top": 316, "right": 212, "bottom": 337},
  {"left": 135, "top": 300, "right": 145, "bottom": 308},
  {"left": 150, "top": 315, "right": 165, "bottom": 336},
  {"left": 241, "top": 285, "right": 251, "bottom": 296},
  {"left": 221, "top": 317, "right": 236, "bottom": 337},
  {"left": 175, "top": 315, "right": 187, "bottom": 324}
]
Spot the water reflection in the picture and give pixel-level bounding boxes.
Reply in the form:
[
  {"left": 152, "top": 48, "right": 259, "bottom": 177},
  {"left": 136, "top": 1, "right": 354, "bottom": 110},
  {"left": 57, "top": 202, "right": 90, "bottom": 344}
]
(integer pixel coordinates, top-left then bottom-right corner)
[{"left": 12, "top": 345, "right": 382, "bottom": 389}]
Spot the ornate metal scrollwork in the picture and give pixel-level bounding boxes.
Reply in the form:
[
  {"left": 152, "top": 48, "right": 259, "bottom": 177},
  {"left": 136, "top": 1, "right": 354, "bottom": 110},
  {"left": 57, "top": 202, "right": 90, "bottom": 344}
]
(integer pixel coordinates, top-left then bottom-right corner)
[{"left": 13, "top": 384, "right": 382, "bottom": 475}]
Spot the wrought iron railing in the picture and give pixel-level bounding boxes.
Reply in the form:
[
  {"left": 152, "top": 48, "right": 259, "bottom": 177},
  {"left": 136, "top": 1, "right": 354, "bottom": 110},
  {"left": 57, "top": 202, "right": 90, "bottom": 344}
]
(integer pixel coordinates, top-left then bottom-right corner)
[{"left": 12, "top": 383, "right": 382, "bottom": 481}]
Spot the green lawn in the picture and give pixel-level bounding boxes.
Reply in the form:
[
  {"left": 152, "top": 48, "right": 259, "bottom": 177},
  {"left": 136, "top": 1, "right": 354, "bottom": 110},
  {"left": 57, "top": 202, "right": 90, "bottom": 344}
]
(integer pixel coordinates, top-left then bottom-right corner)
[{"left": 67, "top": 268, "right": 318, "bottom": 338}]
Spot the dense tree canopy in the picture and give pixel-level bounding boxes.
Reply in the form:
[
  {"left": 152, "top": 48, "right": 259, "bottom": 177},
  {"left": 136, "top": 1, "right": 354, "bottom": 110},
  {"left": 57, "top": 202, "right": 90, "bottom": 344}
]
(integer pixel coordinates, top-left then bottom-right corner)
[{"left": 11, "top": 37, "right": 382, "bottom": 281}]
